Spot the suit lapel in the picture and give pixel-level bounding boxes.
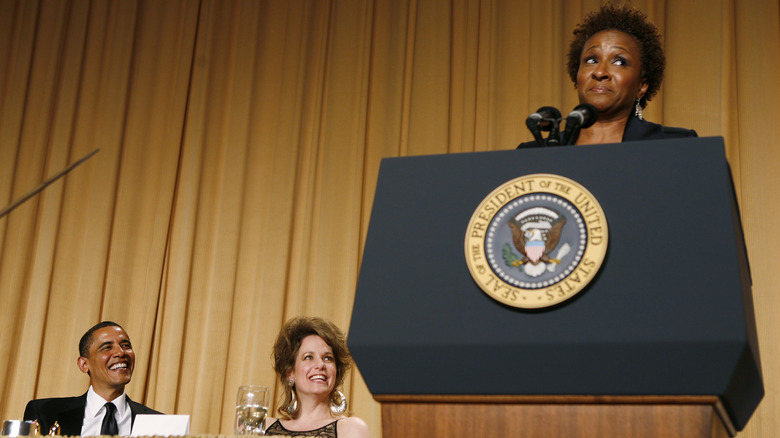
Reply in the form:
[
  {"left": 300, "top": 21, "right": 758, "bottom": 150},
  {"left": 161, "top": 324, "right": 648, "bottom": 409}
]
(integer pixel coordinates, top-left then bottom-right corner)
[
  {"left": 127, "top": 396, "right": 147, "bottom": 426},
  {"left": 622, "top": 114, "right": 663, "bottom": 141},
  {"left": 56, "top": 393, "right": 87, "bottom": 436}
]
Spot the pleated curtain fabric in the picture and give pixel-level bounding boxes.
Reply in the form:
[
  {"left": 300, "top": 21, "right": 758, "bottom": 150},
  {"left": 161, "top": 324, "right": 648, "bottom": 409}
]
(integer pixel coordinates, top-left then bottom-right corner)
[{"left": 1, "top": 1, "right": 779, "bottom": 436}]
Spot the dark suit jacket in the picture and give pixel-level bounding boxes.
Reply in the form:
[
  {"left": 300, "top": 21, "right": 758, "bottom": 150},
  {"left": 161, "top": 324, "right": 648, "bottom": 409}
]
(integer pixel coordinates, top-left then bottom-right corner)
[
  {"left": 23, "top": 392, "right": 161, "bottom": 436},
  {"left": 517, "top": 113, "right": 698, "bottom": 148}
]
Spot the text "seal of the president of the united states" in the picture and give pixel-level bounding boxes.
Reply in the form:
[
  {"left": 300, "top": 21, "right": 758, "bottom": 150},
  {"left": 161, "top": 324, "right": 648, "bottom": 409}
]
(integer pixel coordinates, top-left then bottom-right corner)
[{"left": 465, "top": 174, "right": 608, "bottom": 309}]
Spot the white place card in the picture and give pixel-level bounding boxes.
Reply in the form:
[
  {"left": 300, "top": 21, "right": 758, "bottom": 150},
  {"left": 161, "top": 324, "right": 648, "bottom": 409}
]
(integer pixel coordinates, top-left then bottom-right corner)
[{"left": 131, "top": 414, "right": 190, "bottom": 436}]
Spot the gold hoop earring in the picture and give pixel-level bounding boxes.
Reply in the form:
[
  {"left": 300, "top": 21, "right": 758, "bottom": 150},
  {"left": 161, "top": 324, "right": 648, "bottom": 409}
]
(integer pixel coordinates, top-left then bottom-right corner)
[
  {"left": 330, "top": 390, "right": 347, "bottom": 415},
  {"left": 286, "top": 380, "right": 298, "bottom": 415}
]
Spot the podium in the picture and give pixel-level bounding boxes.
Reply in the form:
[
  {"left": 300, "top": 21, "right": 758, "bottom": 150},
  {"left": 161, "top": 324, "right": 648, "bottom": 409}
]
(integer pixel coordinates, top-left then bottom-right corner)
[{"left": 347, "top": 137, "right": 763, "bottom": 437}]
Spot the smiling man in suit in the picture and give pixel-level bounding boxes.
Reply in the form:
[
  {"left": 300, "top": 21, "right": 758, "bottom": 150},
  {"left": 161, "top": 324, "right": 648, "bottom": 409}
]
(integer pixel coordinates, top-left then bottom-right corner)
[{"left": 24, "top": 321, "right": 161, "bottom": 436}]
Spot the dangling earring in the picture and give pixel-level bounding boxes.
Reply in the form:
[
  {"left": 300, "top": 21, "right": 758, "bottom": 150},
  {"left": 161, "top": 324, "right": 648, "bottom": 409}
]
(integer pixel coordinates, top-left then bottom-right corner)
[
  {"left": 286, "top": 380, "right": 298, "bottom": 415},
  {"left": 634, "top": 98, "right": 644, "bottom": 121},
  {"left": 330, "top": 390, "right": 347, "bottom": 415}
]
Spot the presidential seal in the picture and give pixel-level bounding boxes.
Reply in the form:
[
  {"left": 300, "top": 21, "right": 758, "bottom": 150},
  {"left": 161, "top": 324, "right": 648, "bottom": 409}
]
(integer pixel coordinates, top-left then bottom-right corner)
[{"left": 465, "top": 174, "right": 608, "bottom": 309}]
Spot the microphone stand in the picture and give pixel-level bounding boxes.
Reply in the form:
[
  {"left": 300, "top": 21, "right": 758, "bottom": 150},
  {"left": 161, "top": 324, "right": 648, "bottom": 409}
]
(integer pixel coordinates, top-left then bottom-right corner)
[
  {"left": 525, "top": 116, "right": 546, "bottom": 147},
  {"left": 544, "top": 118, "right": 562, "bottom": 146},
  {"left": 561, "top": 117, "right": 581, "bottom": 146},
  {"left": 0, "top": 149, "right": 100, "bottom": 219}
]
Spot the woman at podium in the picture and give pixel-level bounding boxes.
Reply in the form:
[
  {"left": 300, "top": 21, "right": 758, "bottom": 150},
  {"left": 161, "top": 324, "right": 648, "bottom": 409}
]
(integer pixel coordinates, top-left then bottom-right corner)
[
  {"left": 264, "top": 316, "right": 369, "bottom": 438},
  {"left": 519, "top": 4, "right": 697, "bottom": 147}
]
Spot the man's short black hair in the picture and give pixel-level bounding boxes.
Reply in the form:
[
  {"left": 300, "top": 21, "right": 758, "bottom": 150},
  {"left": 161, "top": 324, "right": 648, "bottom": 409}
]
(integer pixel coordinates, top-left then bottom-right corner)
[{"left": 78, "top": 321, "right": 123, "bottom": 357}]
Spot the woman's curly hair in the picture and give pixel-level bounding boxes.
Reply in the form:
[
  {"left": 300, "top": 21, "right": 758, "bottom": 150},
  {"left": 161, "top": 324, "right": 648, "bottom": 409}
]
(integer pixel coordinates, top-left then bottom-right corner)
[{"left": 566, "top": 4, "right": 665, "bottom": 109}]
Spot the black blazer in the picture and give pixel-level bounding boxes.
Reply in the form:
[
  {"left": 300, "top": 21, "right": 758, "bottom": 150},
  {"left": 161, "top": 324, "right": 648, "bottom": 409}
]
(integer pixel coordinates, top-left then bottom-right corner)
[
  {"left": 23, "top": 392, "right": 162, "bottom": 436},
  {"left": 517, "top": 113, "right": 698, "bottom": 148}
]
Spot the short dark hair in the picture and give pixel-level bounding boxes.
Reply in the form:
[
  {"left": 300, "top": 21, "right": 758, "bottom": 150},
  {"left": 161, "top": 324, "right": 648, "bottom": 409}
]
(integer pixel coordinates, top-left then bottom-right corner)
[
  {"left": 566, "top": 3, "right": 665, "bottom": 109},
  {"left": 79, "top": 321, "right": 123, "bottom": 357},
  {"left": 272, "top": 316, "right": 352, "bottom": 418}
]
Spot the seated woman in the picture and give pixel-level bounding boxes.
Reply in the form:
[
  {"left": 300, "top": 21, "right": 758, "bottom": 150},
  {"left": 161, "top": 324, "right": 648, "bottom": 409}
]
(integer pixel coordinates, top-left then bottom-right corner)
[
  {"left": 264, "top": 316, "right": 369, "bottom": 438},
  {"left": 520, "top": 4, "right": 697, "bottom": 147}
]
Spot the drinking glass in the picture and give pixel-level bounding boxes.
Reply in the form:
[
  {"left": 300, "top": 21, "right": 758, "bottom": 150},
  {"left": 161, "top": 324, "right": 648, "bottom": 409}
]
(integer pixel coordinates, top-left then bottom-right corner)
[{"left": 234, "top": 385, "right": 269, "bottom": 435}]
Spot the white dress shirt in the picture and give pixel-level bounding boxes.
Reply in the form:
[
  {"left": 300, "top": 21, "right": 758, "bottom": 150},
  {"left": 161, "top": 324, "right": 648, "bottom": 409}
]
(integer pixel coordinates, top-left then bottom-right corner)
[{"left": 82, "top": 386, "right": 132, "bottom": 436}]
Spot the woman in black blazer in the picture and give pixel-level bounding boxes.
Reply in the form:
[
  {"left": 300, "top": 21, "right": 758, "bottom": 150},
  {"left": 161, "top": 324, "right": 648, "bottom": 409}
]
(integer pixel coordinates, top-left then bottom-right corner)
[{"left": 519, "top": 4, "right": 697, "bottom": 148}]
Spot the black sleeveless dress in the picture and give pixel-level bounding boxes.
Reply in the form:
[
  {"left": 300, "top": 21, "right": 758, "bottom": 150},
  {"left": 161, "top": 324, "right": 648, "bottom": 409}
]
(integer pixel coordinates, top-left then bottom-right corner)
[{"left": 264, "top": 419, "right": 337, "bottom": 438}]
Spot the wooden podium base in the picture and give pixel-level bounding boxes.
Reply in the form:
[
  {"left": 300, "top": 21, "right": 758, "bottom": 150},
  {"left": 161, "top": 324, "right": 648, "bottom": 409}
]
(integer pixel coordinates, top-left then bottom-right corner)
[{"left": 376, "top": 395, "right": 734, "bottom": 438}]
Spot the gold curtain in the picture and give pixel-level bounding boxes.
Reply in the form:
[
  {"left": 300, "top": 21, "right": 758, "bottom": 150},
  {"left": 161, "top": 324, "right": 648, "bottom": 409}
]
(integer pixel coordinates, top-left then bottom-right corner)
[{"left": 1, "top": 0, "right": 778, "bottom": 436}]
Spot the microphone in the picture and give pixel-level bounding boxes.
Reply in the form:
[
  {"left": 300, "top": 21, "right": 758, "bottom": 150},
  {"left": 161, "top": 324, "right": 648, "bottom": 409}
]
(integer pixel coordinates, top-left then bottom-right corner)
[
  {"left": 561, "top": 103, "right": 598, "bottom": 145},
  {"left": 525, "top": 106, "right": 561, "bottom": 147}
]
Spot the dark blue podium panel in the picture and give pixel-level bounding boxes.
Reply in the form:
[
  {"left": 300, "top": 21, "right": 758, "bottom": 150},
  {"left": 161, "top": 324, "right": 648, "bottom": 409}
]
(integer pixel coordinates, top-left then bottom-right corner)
[{"left": 348, "top": 137, "right": 762, "bottom": 430}]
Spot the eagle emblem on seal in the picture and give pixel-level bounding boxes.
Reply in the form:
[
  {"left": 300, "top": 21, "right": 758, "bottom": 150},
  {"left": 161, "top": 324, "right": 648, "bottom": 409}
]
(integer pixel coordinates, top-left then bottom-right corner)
[{"left": 504, "top": 206, "right": 570, "bottom": 278}]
